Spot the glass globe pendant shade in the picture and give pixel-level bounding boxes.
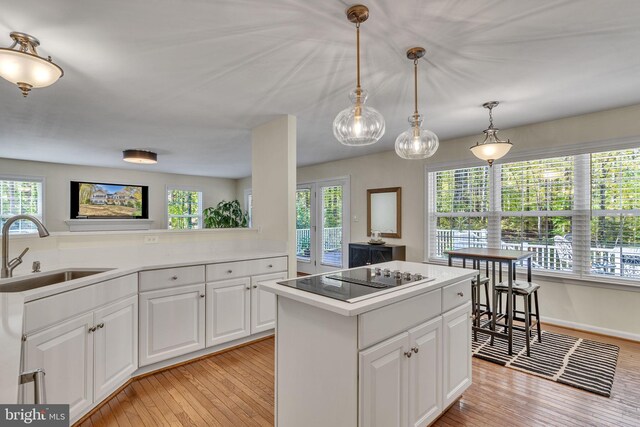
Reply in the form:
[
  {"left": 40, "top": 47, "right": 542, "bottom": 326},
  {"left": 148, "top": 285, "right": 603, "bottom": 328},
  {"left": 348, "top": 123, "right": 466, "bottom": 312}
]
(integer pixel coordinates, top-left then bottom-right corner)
[
  {"left": 333, "top": 89, "right": 385, "bottom": 146},
  {"left": 395, "top": 114, "right": 439, "bottom": 159}
]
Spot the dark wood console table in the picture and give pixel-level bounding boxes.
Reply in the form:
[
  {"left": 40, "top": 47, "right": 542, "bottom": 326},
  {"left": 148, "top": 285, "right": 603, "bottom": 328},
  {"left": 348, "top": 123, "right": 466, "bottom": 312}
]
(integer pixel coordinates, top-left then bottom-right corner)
[{"left": 348, "top": 243, "right": 406, "bottom": 268}]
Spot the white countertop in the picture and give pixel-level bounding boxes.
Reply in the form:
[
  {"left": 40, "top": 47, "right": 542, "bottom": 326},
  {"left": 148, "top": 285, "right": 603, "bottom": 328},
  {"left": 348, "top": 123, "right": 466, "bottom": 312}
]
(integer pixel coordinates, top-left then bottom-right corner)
[
  {"left": 260, "top": 261, "right": 476, "bottom": 316},
  {"left": 0, "top": 250, "right": 288, "bottom": 302}
]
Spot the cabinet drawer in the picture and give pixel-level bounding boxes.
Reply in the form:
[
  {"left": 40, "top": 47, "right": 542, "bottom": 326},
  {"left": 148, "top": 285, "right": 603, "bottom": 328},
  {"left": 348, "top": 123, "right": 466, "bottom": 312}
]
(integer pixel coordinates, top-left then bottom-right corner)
[
  {"left": 358, "top": 289, "right": 442, "bottom": 350},
  {"left": 139, "top": 265, "right": 205, "bottom": 292},
  {"left": 207, "top": 260, "right": 252, "bottom": 281},
  {"left": 24, "top": 274, "right": 137, "bottom": 334},
  {"left": 253, "top": 257, "right": 287, "bottom": 275},
  {"left": 442, "top": 280, "right": 471, "bottom": 312}
]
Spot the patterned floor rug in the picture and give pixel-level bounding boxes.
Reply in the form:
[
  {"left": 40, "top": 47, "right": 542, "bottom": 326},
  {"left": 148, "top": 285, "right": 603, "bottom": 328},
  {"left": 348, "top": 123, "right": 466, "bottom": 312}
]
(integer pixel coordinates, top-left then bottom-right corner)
[{"left": 472, "top": 329, "right": 619, "bottom": 397}]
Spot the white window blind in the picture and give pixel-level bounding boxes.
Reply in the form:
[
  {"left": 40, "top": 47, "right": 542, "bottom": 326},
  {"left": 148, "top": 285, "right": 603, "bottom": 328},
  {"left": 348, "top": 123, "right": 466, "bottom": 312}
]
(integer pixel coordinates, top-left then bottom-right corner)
[
  {"left": 431, "top": 167, "right": 489, "bottom": 257},
  {"left": 0, "top": 177, "right": 44, "bottom": 234},
  {"left": 500, "top": 156, "right": 574, "bottom": 270},
  {"left": 428, "top": 148, "right": 640, "bottom": 281},
  {"left": 167, "top": 188, "right": 202, "bottom": 229},
  {"left": 590, "top": 148, "right": 640, "bottom": 278}
]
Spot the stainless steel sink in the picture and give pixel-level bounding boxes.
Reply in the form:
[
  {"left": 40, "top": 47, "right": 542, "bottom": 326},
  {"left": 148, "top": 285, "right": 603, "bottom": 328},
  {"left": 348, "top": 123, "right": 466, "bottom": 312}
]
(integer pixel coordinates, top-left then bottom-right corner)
[{"left": 0, "top": 269, "right": 112, "bottom": 293}]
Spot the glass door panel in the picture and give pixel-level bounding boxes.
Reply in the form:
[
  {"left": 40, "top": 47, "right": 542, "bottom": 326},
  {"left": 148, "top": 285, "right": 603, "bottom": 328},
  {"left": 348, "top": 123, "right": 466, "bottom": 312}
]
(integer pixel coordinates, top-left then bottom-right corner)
[
  {"left": 296, "top": 186, "right": 316, "bottom": 275},
  {"left": 320, "top": 184, "right": 344, "bottom": 270}
]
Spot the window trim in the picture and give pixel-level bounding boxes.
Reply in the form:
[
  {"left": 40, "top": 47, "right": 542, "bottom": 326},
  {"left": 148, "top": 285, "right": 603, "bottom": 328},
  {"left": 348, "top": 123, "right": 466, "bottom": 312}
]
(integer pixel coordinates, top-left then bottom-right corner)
[
  {"left": 424, "top": 149, "right": 640, "bottom": 285},
  {"left": 244, "top": 188, "right": 252, "bottom": 228},
  {"left": 166, "top": 185, "right": 203, "bottom": 230},
  {"left": 0, "top": 174, "right": 46, "bottom": 234}
]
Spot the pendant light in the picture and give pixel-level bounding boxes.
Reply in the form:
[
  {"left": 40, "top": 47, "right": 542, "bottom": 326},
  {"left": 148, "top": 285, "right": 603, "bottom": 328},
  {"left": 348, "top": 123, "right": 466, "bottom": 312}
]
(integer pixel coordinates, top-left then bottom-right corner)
[
  {"left": 395, "top": 47, "right": 439, "bottom": 159},
  {"left": 0, "top": 32, "right": 63, "bottom": 97},
  {"left": 470, "top": 101, "right": 512, "bottom": 166},
  {"left": 333, "top": 5, "right": 385, "bottom": 146},
  {"left": 123, "top": 150, "right": 157, "bottom": 164}
]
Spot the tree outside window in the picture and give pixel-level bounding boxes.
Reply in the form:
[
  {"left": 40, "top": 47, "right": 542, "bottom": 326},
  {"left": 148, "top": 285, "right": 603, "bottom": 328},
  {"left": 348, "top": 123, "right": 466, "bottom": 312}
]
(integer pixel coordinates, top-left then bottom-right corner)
[{"left": 167, "top": 188, "right": 202, "bottom": 229}]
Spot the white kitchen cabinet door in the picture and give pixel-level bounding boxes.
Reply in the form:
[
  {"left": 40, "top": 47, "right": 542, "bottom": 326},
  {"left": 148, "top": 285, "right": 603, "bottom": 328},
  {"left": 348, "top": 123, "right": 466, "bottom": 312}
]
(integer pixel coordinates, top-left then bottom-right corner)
[
  {"left": 139, "top": 284, "right": 205, "bottom": 366},
  {"left": 251, "top": 272, "right": 286, "bottom": 334},
  {"left": 408, "top": 317, "right": 442, "bottom": 427},
  {"left": 359, "top": 332, "right": 409, "bottom": 427},
  {"left": 93, "top": 295, "right": 138, "bottom": 402},
  {"left": 442, "top": 301, "right": 472, "bottom": 407},
  {"left": 206, "top": 278, "right": 251, "bottom": 347},
  {"left": 22, "top": 313, "right": 94, "bottom": 420}
]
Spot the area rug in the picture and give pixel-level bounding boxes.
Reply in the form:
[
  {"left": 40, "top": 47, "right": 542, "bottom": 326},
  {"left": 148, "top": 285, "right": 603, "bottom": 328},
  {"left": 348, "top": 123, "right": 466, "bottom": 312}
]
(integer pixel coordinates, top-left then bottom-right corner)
[{"left": 472, "top": 329, "right": 619, "bottom": 397}]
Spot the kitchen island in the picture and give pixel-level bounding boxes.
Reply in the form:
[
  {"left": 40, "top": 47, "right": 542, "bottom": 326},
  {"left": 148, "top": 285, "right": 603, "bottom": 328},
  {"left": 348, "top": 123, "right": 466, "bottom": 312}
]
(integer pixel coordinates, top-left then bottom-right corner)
[{"left": 261, "top": 261, "right": 476, "bottom": 427}]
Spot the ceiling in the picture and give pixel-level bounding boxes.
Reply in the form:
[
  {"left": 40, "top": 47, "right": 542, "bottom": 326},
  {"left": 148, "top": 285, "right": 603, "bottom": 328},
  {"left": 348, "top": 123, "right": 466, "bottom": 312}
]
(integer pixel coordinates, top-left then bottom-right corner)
[{"left": 1, "top": 0, "right": 640, "bottom": 178}]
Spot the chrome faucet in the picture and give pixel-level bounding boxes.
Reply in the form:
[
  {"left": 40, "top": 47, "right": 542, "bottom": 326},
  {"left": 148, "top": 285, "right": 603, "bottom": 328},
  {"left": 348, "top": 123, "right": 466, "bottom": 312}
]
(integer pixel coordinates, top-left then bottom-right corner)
[{"left": 1, "top": 215, "right": 50, "bottom": 278}]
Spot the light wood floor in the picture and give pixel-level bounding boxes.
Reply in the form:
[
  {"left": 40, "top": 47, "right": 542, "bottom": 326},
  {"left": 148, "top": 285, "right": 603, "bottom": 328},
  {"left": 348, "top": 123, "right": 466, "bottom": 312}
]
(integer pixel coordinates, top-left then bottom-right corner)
[{"left": 77, "top": 325, "right": 640, "bottom": 427}]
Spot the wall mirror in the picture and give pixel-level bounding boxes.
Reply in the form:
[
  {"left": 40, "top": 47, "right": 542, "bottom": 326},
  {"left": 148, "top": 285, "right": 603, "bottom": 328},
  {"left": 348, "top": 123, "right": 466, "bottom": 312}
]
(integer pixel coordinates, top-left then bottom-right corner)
[{"left": 367, "top": 187, "right": 401, "bottom": 238}]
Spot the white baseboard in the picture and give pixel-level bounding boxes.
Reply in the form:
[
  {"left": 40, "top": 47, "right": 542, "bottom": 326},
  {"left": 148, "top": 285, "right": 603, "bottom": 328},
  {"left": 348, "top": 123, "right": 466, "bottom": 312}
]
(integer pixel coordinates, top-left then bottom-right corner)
[{"left": 542, "top": 316, "right": 640, "bottom": 342}]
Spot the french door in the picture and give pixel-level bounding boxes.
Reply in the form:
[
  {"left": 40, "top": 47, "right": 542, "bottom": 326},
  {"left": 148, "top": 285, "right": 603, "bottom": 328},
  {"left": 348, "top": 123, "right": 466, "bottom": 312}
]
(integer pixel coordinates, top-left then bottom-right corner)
[{"left": 296, "top": 178, "right": 350, "bottom": 275}]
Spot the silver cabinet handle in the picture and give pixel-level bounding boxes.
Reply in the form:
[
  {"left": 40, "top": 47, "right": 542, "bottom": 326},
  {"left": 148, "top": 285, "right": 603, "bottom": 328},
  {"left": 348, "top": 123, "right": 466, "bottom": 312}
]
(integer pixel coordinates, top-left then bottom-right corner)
[
  {"left": 267, "top": 264, "right": 273, "bottom": 268},
  {"left": 227, "top": 270, "right": 233, "bottom": 274},
  {"left": 171, "top": 276, "right": 178, "bottom": 280},
  {"left": 88, "top": 326, "right": 97, "bottom": 333},
  {"left": 97, "top": 323, "right": 105, "bottom": 329},
  {"left": 412, "top": 347, "right": 419, "bottom": 354},
  {"left": 253, "top": 285, "right": 258, "bottom": 289},
  {"left": 457, "top": 292, "right": 464, "bottom": 297},
  {"left": 200, "top": 294, "right": 205, "bottom": 298},
  {"left": 404, "top": 351, "right": 412, "bottom": 358},
  {"left": 245, "top": 287, "right": 250, "bottom": 290}
]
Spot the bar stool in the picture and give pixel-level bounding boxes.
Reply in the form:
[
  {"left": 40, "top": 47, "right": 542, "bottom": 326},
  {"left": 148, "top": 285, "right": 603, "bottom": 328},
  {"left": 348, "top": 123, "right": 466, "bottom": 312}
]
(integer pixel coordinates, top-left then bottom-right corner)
[
  {"left": 471, "top": 276, "right": 492, "bottom": 325},
  {"left": 494, "top": 281, "right": 541, "bottom": 356}
]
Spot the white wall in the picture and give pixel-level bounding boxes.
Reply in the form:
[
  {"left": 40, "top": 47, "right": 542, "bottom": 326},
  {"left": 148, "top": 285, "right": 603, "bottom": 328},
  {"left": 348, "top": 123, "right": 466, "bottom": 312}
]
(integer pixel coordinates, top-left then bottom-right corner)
[
  {"left": 293, "top": 104, "right": 640, "bottom": 339},
  {"left": 0, "top": 158, "right": 238, "bottom": 231}
]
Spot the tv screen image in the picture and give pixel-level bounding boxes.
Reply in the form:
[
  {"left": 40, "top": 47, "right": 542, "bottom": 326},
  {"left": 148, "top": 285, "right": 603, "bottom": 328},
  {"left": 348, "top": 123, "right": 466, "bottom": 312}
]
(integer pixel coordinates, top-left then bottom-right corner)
[{"left": 75, "top": 182, "right": 145, "bottom": 218}]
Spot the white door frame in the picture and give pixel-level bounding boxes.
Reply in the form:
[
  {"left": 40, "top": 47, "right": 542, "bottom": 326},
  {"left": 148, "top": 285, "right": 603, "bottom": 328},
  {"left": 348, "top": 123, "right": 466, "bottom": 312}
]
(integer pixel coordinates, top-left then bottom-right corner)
[{"left": 296, "top": 176, "right": 350, "bottom": 274}]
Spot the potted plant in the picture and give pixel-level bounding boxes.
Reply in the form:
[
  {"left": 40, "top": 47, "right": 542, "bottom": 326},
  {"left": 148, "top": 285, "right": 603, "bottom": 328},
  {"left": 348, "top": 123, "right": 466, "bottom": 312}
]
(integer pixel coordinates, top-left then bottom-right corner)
[{"left": 203, "top": 200, "right": 249, "bottom": 228}]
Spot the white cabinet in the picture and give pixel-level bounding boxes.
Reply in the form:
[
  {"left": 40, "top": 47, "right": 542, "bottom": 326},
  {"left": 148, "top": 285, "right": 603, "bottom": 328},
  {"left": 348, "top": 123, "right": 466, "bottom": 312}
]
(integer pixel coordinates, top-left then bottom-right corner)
[
  {"left": 442, "top": 301, "right": 472, "bottom": 407},
  {"left": 23, "top": 313, "right": 94, "bottom": 420},
  {"left": 359, "top": 316, "right": 443, "bottom": 427},
  {"left": 22, "top": 295, "right": 139, "bottom": 422},
  {"left": 360, "top": 332, "right": 409, "bottom": 427},
  {"left": 206, "top": 278, "right": 251, "bottom": 347},
  {"left": 139, "top": 283, "right": 205, "bottom": 366},
  {"left": 250, "top": 272, "right": 286, "bottom": 334},
  {"left": 93, "top": 296, "right": 138, "bottom": 401},
  {"left": 408, "top": 317, "right": 442, "bottom": 427}
]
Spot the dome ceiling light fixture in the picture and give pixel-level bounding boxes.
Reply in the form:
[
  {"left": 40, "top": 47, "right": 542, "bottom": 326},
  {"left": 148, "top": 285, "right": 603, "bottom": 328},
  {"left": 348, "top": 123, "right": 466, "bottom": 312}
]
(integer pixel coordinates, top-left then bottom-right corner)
[
  {"left": 0, "top": 32, "right": 64, "bottom": 97},
  {"left": 122, "top": 149, "right": 158, "bottom": 164},
  {"left": 470, "top": 101, "right": 513, "bottom": 166},
  {"left": 395, "top": 47, "right": 439, "bottom": 160},
  {"left": 333, "top": 4, "right": 385, "bottom": 147}
]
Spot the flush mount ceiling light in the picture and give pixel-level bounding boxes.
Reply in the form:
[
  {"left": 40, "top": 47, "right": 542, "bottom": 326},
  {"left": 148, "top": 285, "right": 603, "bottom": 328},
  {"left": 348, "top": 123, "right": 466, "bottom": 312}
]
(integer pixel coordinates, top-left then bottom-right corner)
[
  {"left": 123, "top": 150, "right": 157, "bottom": 164},
  {"left": 395, "top": 47, "right": 439, "bottom": 160},
  {"left": 333, "top": 4, "right": 385, "bottom": 147},
  {"left": 470, "top": 101, "right": 513, "bottom": 166},
  {"left": 0, "top": 32, "right": 63, "bottom": 97}
]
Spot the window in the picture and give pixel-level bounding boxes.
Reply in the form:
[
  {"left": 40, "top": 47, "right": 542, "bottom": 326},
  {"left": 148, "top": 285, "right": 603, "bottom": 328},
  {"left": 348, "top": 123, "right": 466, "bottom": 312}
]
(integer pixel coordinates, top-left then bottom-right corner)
[
  {"left": 0, "top": 177, "right": 44, "bottom": 234},
  {"left": 167, "top": 187, "right": 202, "bottom": 229},
  {"left": 428, "top": 148, "right": 640, "bottom": 280},
  {"left": 590, "top": 149, "right": 640, "bottom": 277},
  {"left": 432, "top": 167, "right": 489, "bottom": 256},
  {"left": 244, "top": 189, "right": 253, "bottom": 228}
]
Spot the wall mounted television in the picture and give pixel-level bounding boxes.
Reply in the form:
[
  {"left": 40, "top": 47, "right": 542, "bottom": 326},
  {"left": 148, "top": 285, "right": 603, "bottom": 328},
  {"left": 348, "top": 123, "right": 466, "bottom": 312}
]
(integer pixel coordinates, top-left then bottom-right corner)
[{"left": 70, "top": 181, "right": 149, "bottom": 219}]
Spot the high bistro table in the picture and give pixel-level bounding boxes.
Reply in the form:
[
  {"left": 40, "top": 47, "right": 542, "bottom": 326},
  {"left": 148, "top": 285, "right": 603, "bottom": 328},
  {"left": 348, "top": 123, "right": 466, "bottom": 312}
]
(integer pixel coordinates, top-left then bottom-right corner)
[{"left": 446, "top": 248, "right": 533, "bottom": 355}]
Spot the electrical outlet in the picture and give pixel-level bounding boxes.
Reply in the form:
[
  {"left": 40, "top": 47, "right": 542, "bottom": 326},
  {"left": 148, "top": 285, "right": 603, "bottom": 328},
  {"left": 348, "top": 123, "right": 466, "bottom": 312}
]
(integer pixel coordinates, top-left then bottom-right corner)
[
  {"left": 353, "top": 215, "right": 359, "bottom": 222},
  {"left": 144, "top": 235, "right": 159, "bottom": 244}
]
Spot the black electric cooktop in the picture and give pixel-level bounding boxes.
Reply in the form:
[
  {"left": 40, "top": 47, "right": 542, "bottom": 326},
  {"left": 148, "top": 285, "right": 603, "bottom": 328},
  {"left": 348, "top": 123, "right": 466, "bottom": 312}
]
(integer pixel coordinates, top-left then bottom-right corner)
[{"left": 276, "top": 267, "right": 432, "bottom": 303}]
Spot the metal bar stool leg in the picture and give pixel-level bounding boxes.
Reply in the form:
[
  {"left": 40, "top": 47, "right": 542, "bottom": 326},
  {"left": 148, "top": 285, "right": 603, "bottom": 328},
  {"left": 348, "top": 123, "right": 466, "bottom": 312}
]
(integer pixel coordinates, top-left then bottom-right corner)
[
  {"left": 534, "top": 289, "right": 542, "bottom": 343},
  {"left": 524, "top": 293, "right": 531, "bottom": 357}
]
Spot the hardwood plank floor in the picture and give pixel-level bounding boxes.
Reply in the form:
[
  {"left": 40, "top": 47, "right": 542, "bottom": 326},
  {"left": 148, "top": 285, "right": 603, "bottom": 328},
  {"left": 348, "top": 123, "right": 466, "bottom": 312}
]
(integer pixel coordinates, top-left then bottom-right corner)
[{"left": 77, "top": 326, "right": 640, "bottom": 427}]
